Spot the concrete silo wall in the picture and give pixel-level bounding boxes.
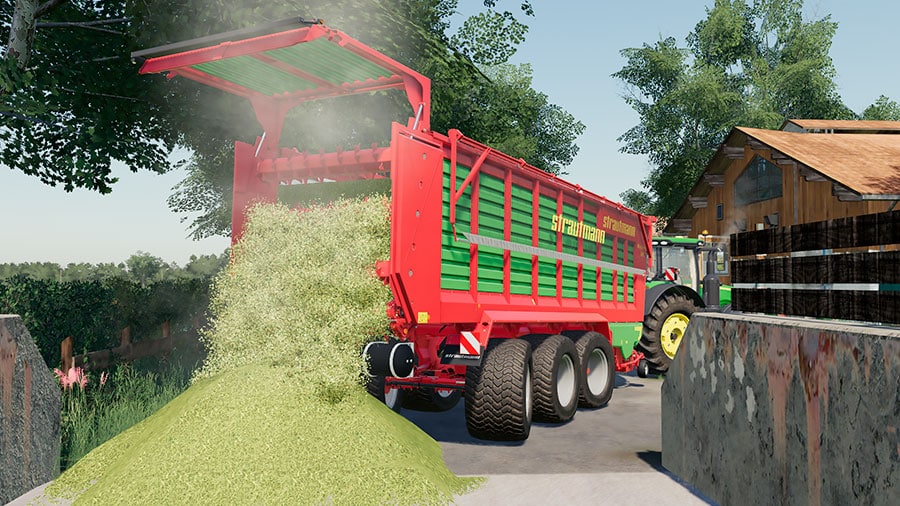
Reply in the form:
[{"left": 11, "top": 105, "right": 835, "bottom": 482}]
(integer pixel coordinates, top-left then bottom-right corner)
[
  {"left": 662, "top": 313, "right": 900, "bottom": 506},
  {"left": 0, "top": 315, "right": 61, "bottom": 504}
]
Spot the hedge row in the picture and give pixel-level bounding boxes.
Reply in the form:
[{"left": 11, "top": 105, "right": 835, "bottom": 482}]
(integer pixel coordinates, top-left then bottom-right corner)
[{"left": 0, "top": 276, "right": 211, "bottom": 368}]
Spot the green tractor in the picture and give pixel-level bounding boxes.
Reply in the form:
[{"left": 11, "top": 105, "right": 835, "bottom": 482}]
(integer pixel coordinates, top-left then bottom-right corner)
[{"left": 636, "top": 236, "right": 732, "bottom": 375}]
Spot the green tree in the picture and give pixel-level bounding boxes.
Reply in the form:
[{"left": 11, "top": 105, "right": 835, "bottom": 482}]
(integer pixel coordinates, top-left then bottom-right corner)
[
  {"left": 125, "top": 251, "right": 166, "bottom": 287},
  {"left": 4, "top": 1, "right": 581, "bottom": 241},
  {"left": 861, "top": 95, "right": 900, "bottom": 121},
  {"left": 461, "top": 63, "right": 584, "bottom": 174},
  {"left": 614, "top": 0, "right": 891, "bottom": 218},
  {"left": 0, "top": 261, "right": 61, "bottom": 280},
  {"left": 184, "top": 252, "right": 229, "bottom": 278},
  {"left": 88, "top": 262, "right": 129, "bottom": 280},
  {"left": 162, "top": 1, "right": 583, "bottom": 239},
  {"left": 2, "top": 1, "right": 179, "bottom": 192}
]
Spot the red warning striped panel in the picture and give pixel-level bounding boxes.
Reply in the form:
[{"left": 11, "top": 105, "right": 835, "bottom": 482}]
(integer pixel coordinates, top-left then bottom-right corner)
[{"left": 460, "top": 331, "right": 481, "bottom": 355}]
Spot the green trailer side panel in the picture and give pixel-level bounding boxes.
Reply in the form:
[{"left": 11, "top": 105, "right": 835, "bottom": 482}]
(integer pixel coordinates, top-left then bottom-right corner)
[
  {"left": 560, "top": 204, "right": 580, "bottom": 299},
  {"left": 440, "top": 160, "right": 638, "bottom": 301},
  {"left": 582, "top": 230, "right": 598, "bottom": 300},
  {"left": 608, "top": 322, "right": 642, "bottom": 359},
  {"left": 509, "top": 184, "right": 533, "bottom": 295},
  {"left": 476, "top": 171, "right": 507, "bottom": 293},
  {"left": 600, "top": 238, "right": 614, "bottom": 301},
  {"left": 441, "top": 163, "right": 472, "bottom": 291},
  {"left": 537, "top": 194, "right": 557, "bottom": 297}
]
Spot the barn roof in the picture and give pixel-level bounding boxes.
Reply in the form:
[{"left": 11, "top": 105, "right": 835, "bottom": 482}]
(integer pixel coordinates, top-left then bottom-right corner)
[
  {"left": 736, "top": 126, "right": 900, "bottom": 198},
  {"left": 664, "top": 121, "right": 900, "bottom": 233},
  {"left": 781, "top": 119, "right": 900, "bottom": 134}
]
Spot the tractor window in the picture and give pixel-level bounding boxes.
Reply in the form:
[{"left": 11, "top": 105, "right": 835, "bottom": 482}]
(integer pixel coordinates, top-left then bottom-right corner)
[{"left": 657, "top": 246, "right": 697, "bottom": 289}]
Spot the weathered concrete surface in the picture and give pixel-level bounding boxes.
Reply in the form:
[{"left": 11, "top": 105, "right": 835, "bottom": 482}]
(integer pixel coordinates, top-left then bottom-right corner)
[
  {"left": 0, "top": 315, "right": 61, "bottom": 504},
  {"left": 663, "top": 313, "right": 900, "bottom": 506}
]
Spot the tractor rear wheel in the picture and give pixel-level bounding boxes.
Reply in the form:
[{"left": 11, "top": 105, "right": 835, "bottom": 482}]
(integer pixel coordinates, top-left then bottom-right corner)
[
  {"left": 402, "top": 387, "right": 462, "bottom": 412},
  {"left": 365, "top": 375, "right": 404, "bottom": 412},
  {"left": 526, "top": 334, "right": 580, "bottom": 423},
  {"left": 638, "top": 292, "right": 700, "bottom": 373},
  {"left": 572, "top": 332, "right": 614, "bottom": 408},
  {"left": 465, "top": 338, "right": 533, "bottom": 441}
]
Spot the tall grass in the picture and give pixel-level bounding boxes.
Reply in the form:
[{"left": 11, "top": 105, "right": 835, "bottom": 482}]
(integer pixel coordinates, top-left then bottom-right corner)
[{"left": 58, "top": 362, "right": 191, "bottom": 472}]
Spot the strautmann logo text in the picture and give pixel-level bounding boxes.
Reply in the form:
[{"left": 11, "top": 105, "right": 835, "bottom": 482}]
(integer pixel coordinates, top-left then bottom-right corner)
[{"left": 550, "top": 214, "right": 606, "bottom": 243}]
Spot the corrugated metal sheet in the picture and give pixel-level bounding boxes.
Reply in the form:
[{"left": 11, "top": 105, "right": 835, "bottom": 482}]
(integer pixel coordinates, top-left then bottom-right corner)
[
  {"left": 737, "top": 127, "right": 900, "bottom": 197},
  {"left": 264, "top": 38, "right": 392, "bottom": 86},
  {"left": 190, "top": 38, "right": 394, "bottom": 96},
  {"left": 193, "top": 56, "right": 318, "bottom": 96}
]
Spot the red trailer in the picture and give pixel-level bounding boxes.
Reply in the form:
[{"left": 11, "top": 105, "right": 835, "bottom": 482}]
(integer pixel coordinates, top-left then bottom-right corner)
[{"left": 134, "top": 18, "right": 655, "bottom": 441}]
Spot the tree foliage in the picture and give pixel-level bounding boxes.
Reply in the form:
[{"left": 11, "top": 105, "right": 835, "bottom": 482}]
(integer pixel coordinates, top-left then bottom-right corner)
[
  {"left": 1, "top": 1, "right": 179, "bottom": 192},
  {"left": 614, "top": 0, "right": 895, "bottom": 218},
  {"left": 861, "top": 95, "right": 900, "bottom": 121},
  {"left": 4, "top": 1, "right": 581, "bottom": 242},
  {"left": 463, "top": 63, "right": 584, "bottom": 174},
  {"left": 0, "top": 250, "right": 229, "bottom": 282},
  {"left": 0, "top": 276, "right": 212, "bottom": 367}
]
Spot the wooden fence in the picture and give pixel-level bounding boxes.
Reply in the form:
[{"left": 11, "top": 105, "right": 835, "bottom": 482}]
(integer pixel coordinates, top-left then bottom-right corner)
[
  {"left": 730, "top": 209, "right": 900, "bottom": 324},
  {"left": 60, "top": 320, "right": 199, "bottom": 372}
]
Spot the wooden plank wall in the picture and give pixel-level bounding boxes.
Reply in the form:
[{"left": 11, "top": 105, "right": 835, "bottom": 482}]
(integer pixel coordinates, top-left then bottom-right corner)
[
  {"left": 687, "top": 149, "right": 892, "bottom": 238},
  {"left": 730, "top": 210, "right": 900, "bottom": 324}
]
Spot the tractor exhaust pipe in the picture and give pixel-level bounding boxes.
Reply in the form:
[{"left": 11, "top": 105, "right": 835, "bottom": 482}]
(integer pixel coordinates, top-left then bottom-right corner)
[
  {"left": 363, "top": 341, "right": 416, "bottom": 378},
  {"left": 702, "top": 250, "right": 721, "bottom": 309}
]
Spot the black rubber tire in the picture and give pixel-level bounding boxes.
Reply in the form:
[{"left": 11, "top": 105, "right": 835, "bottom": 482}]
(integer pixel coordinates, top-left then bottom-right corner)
[
  {"left": 572, "top": 332, "right": 614, "bottom": 408},
  {"left": 526, "top": 334, "right": 580, "bottom": 423},
  {"left": 637, "top": 359, "right": 650, "bottom": 378},
  {"left": 638, "top": 291, "right": 700, "bottom": 373},
  {"left": 465, "top": 338, "right": 533, "bottom": 441},
  {"left": 402, "top": 387, "right": 462, "bottom": 412},
  {"left": 365, "top": 374, "right": 404, "bottom": 412}
]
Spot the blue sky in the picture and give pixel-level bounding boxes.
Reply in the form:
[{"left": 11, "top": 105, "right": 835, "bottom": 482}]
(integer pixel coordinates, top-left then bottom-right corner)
[{"left": 1, "top": 0, "right": 896, "bottom": 265}]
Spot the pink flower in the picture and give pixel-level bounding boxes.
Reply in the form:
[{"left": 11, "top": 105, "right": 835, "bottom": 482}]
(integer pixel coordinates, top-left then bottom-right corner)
[
  {"left": 53, "top": 368, "right": 70, "bottom": 389},
  {"left": 54, "top": 367, "right": 88, "bottom": 390},
  {"left": 100, "top": 371, "right": 109, "bottom": 386},
  {"left": 75, "top": 369, "right": 88, "bottom": 389}
]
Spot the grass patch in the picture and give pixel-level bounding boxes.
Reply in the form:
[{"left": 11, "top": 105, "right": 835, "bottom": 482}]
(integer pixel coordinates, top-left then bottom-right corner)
[
  {"left": 46, "top": 364, "right": 479, "bottom": 504},
  {"left": 58, "top": 362, "right": 191, "bottom": 472}
]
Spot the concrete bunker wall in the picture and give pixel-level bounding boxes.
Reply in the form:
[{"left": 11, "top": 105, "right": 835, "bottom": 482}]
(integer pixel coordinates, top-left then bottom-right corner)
[
  {"left": 0, "top": 315, "right": 61, "bottom": 504},
  {"left": 662, "top": 313, "right": 900, "bottom": 506}
]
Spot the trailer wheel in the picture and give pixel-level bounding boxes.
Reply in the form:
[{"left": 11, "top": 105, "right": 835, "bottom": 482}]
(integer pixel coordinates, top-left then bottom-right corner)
[
  {"left": 527, "top": 334, "right": 580, "bottom": 423},
  {"left": 573, "top": 332, "right": 614, "bottom": 408},
  {"left": 637, "top": 359, "right": 650, "bottom": 378},
  {"left": 638, "top": 292, "right": 700, "bottom": 373},
  {"left": 465, "top": 338, "right": 533, "bottom": 441},
  {"left": 365, "top": 375, "right": 404, "bottom": 413},
  {"left": 402, "top": 387, "right": 462, "bottom": 412}
]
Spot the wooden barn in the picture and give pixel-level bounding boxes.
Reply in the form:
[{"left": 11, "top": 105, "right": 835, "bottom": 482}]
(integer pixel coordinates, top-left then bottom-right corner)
[{"left": 664, "top": 119, "right": 900, "bottom": 236}]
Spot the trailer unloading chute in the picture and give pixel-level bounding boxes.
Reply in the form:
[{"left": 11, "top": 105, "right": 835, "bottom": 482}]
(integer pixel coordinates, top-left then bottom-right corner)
[
  {"left": 133, "top": 17, "right": 431, "bottom": 243},
  {"left": 134, "top": 18, "right": 658, "bottom": 441}
]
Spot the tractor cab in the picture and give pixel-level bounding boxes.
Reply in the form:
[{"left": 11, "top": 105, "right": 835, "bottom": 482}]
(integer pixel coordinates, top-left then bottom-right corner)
[
  {"left": 636, "top": 235, "right": 733, "bottom": 375},
  {"left": 651, "top": 236, "right": 731, "bottom": 305}
]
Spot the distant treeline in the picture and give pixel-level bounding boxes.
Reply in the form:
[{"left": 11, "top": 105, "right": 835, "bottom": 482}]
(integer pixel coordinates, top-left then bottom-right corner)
[
  {"left": 0, "top": 251, "right": 229, "bottom": 367},
  {"left": 0, "top": 250, "right": 229, "bottom": 285}
]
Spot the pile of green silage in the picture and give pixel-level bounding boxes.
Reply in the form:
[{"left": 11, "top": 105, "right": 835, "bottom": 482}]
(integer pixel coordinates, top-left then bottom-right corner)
[{"left": 44, "top": 197, "right": 479, "bottom": 505}]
